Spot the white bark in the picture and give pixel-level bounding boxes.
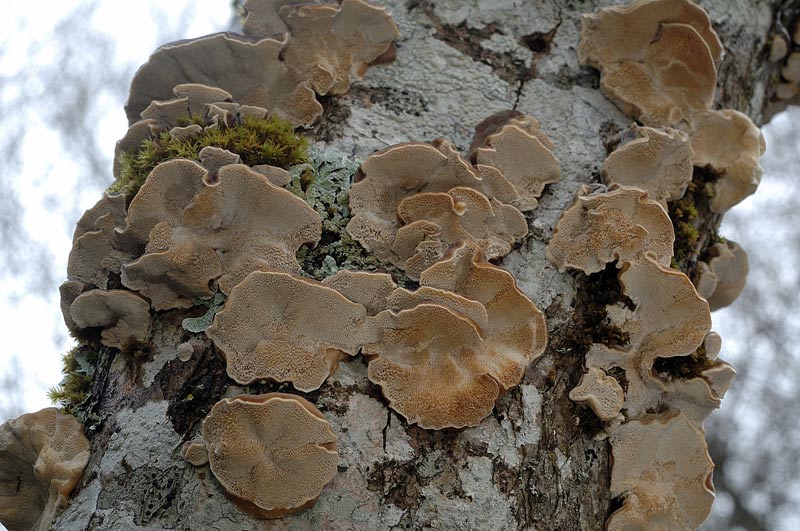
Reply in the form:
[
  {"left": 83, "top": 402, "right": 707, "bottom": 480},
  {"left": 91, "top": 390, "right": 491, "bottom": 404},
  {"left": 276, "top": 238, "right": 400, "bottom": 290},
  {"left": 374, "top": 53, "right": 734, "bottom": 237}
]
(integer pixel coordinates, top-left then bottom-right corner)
[{"left": 53, "top": 1, "right": 780, "bottom": 530}]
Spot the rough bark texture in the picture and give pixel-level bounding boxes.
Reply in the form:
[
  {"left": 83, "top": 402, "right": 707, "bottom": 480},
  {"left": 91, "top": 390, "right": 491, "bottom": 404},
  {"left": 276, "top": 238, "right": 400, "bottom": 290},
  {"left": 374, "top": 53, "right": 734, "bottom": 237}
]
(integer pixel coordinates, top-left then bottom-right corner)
[{"left": 53, "top": 1, "right": 783, "bottom": 530}]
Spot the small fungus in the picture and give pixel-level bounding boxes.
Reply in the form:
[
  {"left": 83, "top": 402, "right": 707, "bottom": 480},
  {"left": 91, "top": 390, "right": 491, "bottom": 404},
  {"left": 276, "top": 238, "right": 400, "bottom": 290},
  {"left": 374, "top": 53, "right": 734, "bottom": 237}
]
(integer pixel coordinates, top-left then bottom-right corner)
[
  {"left": 569, "top": 367, "right": 624, "bottom": 422},
  {"left": 689, "top": 110, "right": 766, "bottom": 213},
  {"left": 181, "top": 440, "right": 209, "bottom": 466},
  {"left": 694, "top": 240, "right": 749, "bottom": 311},
  {"left": 241, "top": 1, "right": 327, "bottom": 37},
  {"left": 69, "top": 289, "right": 151, "bottom": 349},
  {"left": 67, "top": 193, "right": 131, "bottom": 289},
  {"left": 200, "top": 393, "right": 338, "bottom": 519},
  {"left": 177, "top": 342, "right": 194, "bottom": 362},
  {"left": 0, "top": 408, "right": 90, "bottom": 531}
]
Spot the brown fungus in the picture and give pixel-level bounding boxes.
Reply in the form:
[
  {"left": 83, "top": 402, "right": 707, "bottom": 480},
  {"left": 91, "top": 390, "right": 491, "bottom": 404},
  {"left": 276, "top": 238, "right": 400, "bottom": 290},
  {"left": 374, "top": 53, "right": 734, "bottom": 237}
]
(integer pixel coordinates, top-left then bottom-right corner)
[
  {"left": 586, "top": 254, "right": 712, "bottom": 420},
  {"left": 120, "top": 160, "right": 321, "bottom": 309},
  {"left": 69, "top": 289, "right": 152, "bottom": 349},
  {"left": 602, "top": 126, "right": 694, "bottom": 203},
  {"left": 569, "top": 367, "right": 624, "bottom": 422},
  {"left": 363, "top": 241, "right": 546, "bottom": 429},
  {"left": 688, "top": 109, "right": 766, "bottom": 213},
  {"left": 67, "top": 193, "right": 131, "bottom": 289},
  {"left": 125, "top": 32, "right": 321, "bottom": 126},
  {"left": 206, "top": 271, "right": 371, "bottom": 391},
  {"left": 279, "top": 0, "right": 401, "bottom": 96},
  {"left": 607, "top": 411, "right": 715, "bottom": 531},
  {"left": 0, "top": 408, "right": 90, "bottom": 531},
  {"left": 579, "top": 0, "right": 722, "bottom": 126},
  {"left": 546, "top": 186, "right": 675, "bottom": 274},
  {"left": 200, "top": 393, "right": 338, "bottom": 519},
  {"left": 697, "top": 240, "right": 749, "bottom": 311}
]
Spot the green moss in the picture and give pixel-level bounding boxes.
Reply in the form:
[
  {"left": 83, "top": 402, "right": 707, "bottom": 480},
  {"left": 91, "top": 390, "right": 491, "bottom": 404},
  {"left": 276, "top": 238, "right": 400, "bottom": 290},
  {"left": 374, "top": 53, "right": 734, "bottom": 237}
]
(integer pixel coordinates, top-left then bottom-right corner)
[
  {"left": 668, "top": 169, "right": 718, "bottom": 268},
  {"left": 110, "top": 114, "right": 309, "bottom": 196},
  {"left": 289, "top": 148, "right": 413, "bottom": 286},
  {"left": 48, "top": 345, "right": 104, "bottom": 414}
]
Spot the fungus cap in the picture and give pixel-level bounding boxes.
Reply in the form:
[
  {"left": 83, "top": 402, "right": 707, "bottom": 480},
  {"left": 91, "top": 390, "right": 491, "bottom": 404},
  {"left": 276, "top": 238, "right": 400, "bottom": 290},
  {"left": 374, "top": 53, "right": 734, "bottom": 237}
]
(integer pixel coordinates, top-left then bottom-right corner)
[
  {"left": 320, "top": 270, "right": 397, "bottom": 316},
  {"left": 578, "top": 0, "right": 723, "bottom": 71},
  {"left": 602, "top": 126, "right": 694, "bottom": 202},
  {"left": 121, "top": 160, "right": 321, "bottom": 309},
  {"left": 0, "top": 408, "right": 90, "bottom": 531},
  {"left": 69, "top": 290, "right": 151, "bottom": 349},
  {"left": 201, "top": 393, "right": 338, "bottom": 519},
  {"left": 472, "top": 122, "right": 560, "bottom": 211},
  {"left": 607, "top": 411, "right": 715, "bottom": 531},
  {"left": 569, "top": 367, "right": 624, "bottom": 422},
  {"left": 689, "top": 109, "right": 765, "bottom": 213},
  {"left": 125, "top": 32, "right": 321, "bottom": 126},
  {"left": 695, "top": 240, "right": 749, "bottom": 311},
  {"left": 207, "top": 271, "right": 372, "bottom": 392},
  {"left": 280, "top": 0, "right": 400, "bottom": 96},
  {"left": 364, "top": 304, "right": 498, "bottom": 430},
  {"left": 546, "top": 186, "right": 674, "bottom": 274}
]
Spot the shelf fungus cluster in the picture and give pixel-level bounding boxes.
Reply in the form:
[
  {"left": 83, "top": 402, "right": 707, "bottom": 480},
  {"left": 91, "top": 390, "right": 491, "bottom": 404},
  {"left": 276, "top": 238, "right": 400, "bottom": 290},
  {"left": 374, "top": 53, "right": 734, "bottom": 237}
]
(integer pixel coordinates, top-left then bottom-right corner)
[
  {"left": 31, "top": 0, "right": 405, "bottom": 524},
  {"left": 580, "top": 0, "right": 766, "bottom": 214},
  {"left": 551, "top": 183, "right": 734, "bottom": 530},
  {"left": 556, "top": 0, "right": 762, "bottom": 528},
  {"left": 0, "top": 409, "right": 90, "bottom": 531},
  {"left": 346, "top": 110, "right": 560, "bottom": 278}
]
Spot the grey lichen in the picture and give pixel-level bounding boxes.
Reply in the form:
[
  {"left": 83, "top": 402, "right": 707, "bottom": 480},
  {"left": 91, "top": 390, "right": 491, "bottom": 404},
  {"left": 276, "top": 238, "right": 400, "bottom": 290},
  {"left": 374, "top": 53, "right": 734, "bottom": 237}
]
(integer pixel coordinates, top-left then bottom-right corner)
[
  {"left": 290, "top": 147, "right": 413, "bottom": 286},
  {"left": 181, "top": 293, "right": 227, "bottom": 333}
]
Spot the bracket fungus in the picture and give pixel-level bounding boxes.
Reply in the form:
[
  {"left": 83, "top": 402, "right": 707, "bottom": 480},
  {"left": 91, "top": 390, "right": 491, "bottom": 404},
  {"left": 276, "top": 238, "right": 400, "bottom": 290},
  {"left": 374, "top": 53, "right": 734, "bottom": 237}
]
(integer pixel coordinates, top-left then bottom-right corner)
[
  {"left": 119, "top": 160, "right": 322, "bottom": 310},
  {"left": 586, "top": 254, "right": 712, "bottom": 420},
  {"left": 546, "top": 185, "right": 674, "bottom": 274},
  {"left": 569, "top": 367, "right": 624, "bottom": 422},
  {"left": 347, "top": 113, "right": 559, "bottom": 276},
  {"left": 607, "top": 412, "right": 715, "bottom": 531},
  {"left": 194, "top": 393, "right": 338, "bottom": 519},
  {"left": 0, "top": 408, "right": 90, "bottom": 531},
  {"left": 689, "top": 109, "right": 766, "bottom": 213},
  {"left": 602, "top": 126, "right": 694, "bottom": 203},
  {"left": 363, "top": 241, "right": 547, "bottom": 429},
  {"left": 126, "top": 0, "right": 398, "bottom": 127},
  {"left": 68, "top": 289, "right": 152, "bottom": 349},
  {"left": 278, "top": 0, "right": 401, "bottom": 96},
  {"left": 579, "top": 0, "right": 721, "bottom": 127},
  {"left": 206, "top": 271, "right": 371, "bottom": 392},
  {"left": 580, "top": 0, "right": 766, "bottom": 213},
  {"left": 67, "top": 193, "right": 131, "bottom": 290},
  {"left": 694, "top": 240, "right": 749, "bottom": 311}
]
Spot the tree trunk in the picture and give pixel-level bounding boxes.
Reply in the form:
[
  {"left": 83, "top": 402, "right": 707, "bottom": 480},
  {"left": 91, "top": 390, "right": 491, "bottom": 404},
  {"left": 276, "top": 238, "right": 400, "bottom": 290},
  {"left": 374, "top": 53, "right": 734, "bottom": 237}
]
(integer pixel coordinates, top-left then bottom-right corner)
[{"left": 52, "top": 1, "right": 784, "bottom": 530}]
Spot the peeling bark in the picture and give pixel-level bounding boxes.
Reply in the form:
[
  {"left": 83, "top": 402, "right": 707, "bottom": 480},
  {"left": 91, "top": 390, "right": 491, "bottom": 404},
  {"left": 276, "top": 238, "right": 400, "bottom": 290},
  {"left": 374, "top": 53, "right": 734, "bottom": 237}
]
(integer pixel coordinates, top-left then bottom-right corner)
[{"left": 53, "top": 1, "right": 784, "bottom": 530}]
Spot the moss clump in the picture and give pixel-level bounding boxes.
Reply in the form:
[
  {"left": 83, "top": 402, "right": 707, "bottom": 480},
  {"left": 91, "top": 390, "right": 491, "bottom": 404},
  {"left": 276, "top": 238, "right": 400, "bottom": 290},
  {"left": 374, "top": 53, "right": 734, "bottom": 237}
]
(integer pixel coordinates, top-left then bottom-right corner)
[
  {"left": 668, "top": 168, "right": 719, "bottom": 270},
  {"left": 289, "top": 148, "right": 414, "bottom": 287},
  {"left": 48, "top": 344, "right": 104, "bottom": 415},
  {"left": 111, "top": 114, "right": 310, "bottom": 196}
]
